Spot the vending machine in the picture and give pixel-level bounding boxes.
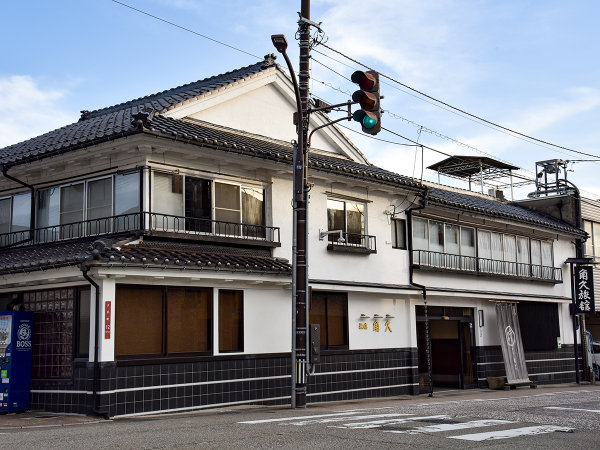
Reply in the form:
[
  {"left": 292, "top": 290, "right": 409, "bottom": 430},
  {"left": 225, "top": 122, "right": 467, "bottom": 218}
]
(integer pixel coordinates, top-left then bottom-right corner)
[{"left": 0, "top": 311, "right": 34, "bottom": 412}]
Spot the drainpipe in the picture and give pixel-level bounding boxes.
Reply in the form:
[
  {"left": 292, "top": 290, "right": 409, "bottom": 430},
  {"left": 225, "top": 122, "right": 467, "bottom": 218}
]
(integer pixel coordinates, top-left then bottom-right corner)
[
  {"left": 1, "top": 165, "right": 35, "bottom": 243},
  {"left": 80, "top": 264, "right": 110, "bottom": 419},
  {"left": 406, "top": 191, "right": 433, "bottom": 397}
]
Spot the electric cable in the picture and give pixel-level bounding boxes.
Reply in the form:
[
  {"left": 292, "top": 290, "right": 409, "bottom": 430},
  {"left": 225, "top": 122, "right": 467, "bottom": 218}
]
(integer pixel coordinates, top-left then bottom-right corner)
[
  {"left": 111, "top": 0, "right": 261, "bottom": 59},
  {"left": 316, "top": 43, "right": 600, "bottom": 160}
]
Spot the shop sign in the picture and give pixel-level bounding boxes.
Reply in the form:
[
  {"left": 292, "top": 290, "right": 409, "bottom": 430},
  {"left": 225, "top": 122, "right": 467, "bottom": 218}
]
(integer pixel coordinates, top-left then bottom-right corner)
[
  {"left": 358, "top": 320, "right": 392, "bottom": 333},
  {"left": 574, "top": 265, "right": 595, "bottom": 314},
  {"left": 105, "top": 301, "right": 112, "bottom": 339}
]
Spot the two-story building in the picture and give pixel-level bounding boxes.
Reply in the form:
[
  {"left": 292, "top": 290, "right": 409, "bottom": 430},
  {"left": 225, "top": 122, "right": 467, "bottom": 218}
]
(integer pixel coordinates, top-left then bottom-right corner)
[{"left": 0, "top": 55, "right": 585, "bottom": 417}]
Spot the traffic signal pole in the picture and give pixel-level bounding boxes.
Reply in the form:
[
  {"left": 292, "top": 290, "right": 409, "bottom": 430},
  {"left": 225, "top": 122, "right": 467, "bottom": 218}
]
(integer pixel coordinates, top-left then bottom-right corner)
[{"left": 293, "top": 0, "right": 311, "bottom": 409}]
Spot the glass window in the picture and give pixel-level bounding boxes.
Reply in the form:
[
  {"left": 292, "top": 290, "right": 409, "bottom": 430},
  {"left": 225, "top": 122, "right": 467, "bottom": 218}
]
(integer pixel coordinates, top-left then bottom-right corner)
[
  {"left": 115, "top": 286, "right": 163, "bottom": 356},
  {"left": 242, "top": 187, "right": 265, "bottom": 238},
  {"left": 392, "top": 218, "right": 406, "bottom": 249},
  {"left": 445, "top": 224, "right": 460, "bottom": 255},
  {"left": 152, "top": 173, "right": 184, "bottom": 230},
  {"left": 428, "top": 221, "right": 444, "bottom": 253},
  {"left": 593, "top": 222, "right": 600, "bottom": 261},
  {"left": 309, "top": 292, "right": 348, "bottom": 349},
  {"left": 219, "top": 290, "right": 244, "bottom": 353},
  {"left": 185, "top": 177, "right": 211, "bottom": 232},
  {"left": 0, "top": 198, "right": 11, "bottom": 234},
  {"left": 584, "top": 220, "right": 594, "bottom": 258},
  {"left": 460, "top": 226, "right": 476, "bottom": 271},
  {"left": 167, "top": 287, "right": 211, "bottom": 354},
  {"left": 114, "top": 172, "right": 140, "bottom": 231},
  {"left": 517, "top": 236, "right": 530, "bottom": 276},
  {"left": 477, "top": 230, "right": 491, "bottom": 259},
  {"left": 412, "top": 217, "right": 428, "bottom": 251},
  {"left": 77, "top": 288, "right": 91, "bottom": 358},
  {"left": 115, "top": 286, "right": 212, "bottom": 357},
  {"left": 327, "top": 199, "right": 365, "bottom": 245},
  {"left": 503, "top": 235, "right": 517, "bottom": 275},
  {"left": 11, "top": 192, "right": 31, "bottom": 233},
  {"left": 460, "top": 227, "right": 476, "bottom": 256},
  {"left": 215, "top": 182, "right": 241, "bottom": 223},
  {"left": 60, "top": 183, "right": 85, "bottom": 238},
  {"left": 37, "top": 187, "right": 60, "bottom": 229},
  {"left": 87, "top": 178, "right": 112, "bottom": 234}
]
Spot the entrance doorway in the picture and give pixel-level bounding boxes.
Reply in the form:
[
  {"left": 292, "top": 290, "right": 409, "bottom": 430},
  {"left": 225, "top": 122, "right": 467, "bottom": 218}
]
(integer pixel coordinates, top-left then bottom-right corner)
[{"left": 416, "top": 306, "right": 476, "bottom": 391}]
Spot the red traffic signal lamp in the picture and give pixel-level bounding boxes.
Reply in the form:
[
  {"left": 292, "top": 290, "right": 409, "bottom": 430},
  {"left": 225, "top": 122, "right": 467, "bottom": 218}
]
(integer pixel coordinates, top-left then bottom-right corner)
[{"left": 351, "top": 70, "right": 381, "bottom": 135}]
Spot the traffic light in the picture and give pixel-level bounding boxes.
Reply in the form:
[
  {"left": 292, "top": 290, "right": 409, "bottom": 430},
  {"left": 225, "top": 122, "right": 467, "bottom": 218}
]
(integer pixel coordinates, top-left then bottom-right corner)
[{"left": 351, "top": 70, "right": 381, "bottom": 135}]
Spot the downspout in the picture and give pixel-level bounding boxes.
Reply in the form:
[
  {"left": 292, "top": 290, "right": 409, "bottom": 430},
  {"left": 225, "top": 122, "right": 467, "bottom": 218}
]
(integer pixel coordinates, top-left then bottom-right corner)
[
  {"left": 406, "top": 190, "right": 433, "bottom": 396},
  {"left": 80, "top": 264, "right": 110, "bottom": 419},
  {"left": 1, "top": 165, "right": 35, "bottom": 244}
]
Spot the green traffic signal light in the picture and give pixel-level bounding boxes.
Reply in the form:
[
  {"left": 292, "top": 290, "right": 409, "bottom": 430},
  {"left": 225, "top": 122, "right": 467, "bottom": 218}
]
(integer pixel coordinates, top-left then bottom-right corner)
[{"left": 351, "top": 70, "right": 381, "bottom": 135}]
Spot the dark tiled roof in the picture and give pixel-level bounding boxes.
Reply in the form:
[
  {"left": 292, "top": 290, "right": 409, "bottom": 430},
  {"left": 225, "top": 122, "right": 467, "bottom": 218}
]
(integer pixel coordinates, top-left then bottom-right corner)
[
  {"left": 0, "top": 59, "right": 272, "bottom": 166},
  {"left": 83, "top": 60, "right": 269, "bottom": 119},
  {"left": 0, "top": 236, "right": 291, "bottom": 275},
  {"left": 427, "top": 186, "right": 585, "bottom": 235}
]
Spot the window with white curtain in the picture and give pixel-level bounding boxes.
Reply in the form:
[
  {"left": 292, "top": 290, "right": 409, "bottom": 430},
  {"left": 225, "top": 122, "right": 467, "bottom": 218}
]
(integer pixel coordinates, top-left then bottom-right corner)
[{"left": 411, "top": 217, "right": 555, "bottom": 278}]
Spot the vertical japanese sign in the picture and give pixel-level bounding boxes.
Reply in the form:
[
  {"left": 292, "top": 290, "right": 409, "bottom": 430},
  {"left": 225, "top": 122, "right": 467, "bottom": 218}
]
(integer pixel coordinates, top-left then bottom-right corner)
[
  {"left": 574, "top": 265, "right": 595, "bottom": 314},
  {"left": 104, "top": 301, "right": 111, "bottom": 339}
]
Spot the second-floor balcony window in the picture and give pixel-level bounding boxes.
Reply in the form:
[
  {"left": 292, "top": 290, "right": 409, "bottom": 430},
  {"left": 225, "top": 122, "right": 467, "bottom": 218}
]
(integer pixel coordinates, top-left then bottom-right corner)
[
  {"left": 327, "top": 198, "right": 365, "bottom": 245},
  {"left": 151, "top": 173, "right": 265, "bottom": 238},
  {"left": 36, "top": 172, "right": 140, "bottom": 242},
  {"left": 412, "top": 217, "right": 559, "bottom": 282},
  {"left": 583, "top": 219, "right": 600, "bottom": 262}
]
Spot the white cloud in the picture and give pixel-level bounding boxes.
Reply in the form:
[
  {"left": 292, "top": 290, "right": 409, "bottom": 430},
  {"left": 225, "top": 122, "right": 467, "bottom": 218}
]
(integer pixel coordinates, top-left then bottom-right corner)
[{"left": 0, "top": 76, "right": 75, "bottom": 148}]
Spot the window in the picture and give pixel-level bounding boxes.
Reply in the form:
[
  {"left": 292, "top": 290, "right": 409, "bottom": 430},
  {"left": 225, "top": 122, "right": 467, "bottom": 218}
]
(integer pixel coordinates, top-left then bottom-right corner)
[
  {"left": 327, "top": 198, "right": 365, "bottom": 245},
  {"left": 219, "top": 290, "right": 244, "bottom": 353},
  {"left": 411, "top": 217, "right": 555, "bottom": 279},
  {"left": 115, "top": 286, "right": 211, "bottom": 357},
  {"left": 76, "top": 288, "right": 91, "bottom": 358},
  {"left": 151, "top": 172, "right": 265, "bottom": 234},
  {"left": 391, "top": 218, "right": 406, "bottom": 249},
  {"left": 0, "top": 192, "right": 32, "bottom": 239},
  {"left": 583, "top": 220, "right": 600, "bottom": 262},
  {"left": 310, "top": 292, "right": 348, "bottom": 349}
]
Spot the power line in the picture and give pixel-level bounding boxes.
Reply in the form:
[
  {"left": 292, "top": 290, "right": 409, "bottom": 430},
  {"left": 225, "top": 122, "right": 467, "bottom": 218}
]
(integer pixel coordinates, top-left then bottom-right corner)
[
  {"left": 317, "top": 42, "right": 600, "bottom": 160},
  {"left": 111, "top": 0, "right": 261, "bottom": 59}
]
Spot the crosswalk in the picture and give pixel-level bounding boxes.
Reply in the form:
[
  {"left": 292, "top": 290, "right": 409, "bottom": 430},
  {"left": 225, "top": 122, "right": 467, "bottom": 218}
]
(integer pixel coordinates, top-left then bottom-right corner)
[{"left": 239, "top": 408, "right": 573, "bottom": 442}]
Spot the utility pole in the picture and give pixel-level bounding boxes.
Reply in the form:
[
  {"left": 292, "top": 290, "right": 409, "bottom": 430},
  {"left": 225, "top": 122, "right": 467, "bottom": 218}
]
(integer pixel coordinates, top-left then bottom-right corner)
[{"left": 293, "top": 0, "right": 311, "bottom": 409}]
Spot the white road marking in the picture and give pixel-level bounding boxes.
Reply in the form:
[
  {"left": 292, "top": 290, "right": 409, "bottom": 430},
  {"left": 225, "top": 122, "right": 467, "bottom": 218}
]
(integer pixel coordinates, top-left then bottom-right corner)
[
  {"left": 545, "top": 406, "right": 600, "bottom": 414},
  {"left": 284, "top": 413, "right": 411, "bottom": 426},
  {"left": 238, "top": 408, "right": 392, "bottom": 424},
  {"left": 383, "top": 419, "right": 514, "bottom": 435},
  {"left": 448, "top": 425, "right": 573, "bottom": 441},
  {"left": 331, "top": 414, "right": 450, "bottom": 429}
]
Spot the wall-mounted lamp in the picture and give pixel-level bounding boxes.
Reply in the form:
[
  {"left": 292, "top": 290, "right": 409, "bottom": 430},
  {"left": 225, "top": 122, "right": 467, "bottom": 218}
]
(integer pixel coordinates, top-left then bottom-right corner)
[
  {"left": 478, "top": 309, "right": 484, "bottom": 327},
  {"left": 359, "top": 313, "right": 370, "bottom": 319},
  {"left": 318, "top": 229, "right": 345, "bottom": 243},
  {"left": 385, "top": 314, "right": 395, "bottom": 319}
]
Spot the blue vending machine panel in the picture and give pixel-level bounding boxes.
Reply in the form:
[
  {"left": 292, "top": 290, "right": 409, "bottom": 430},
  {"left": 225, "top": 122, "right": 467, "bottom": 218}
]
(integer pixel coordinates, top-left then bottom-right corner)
[{"left": 0, "top": 311, "right": 34, "bottom": 412}]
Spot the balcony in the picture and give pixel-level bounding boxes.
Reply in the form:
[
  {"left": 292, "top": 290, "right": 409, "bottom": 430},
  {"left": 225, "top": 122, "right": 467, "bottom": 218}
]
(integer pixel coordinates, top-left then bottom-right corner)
[
  {"left": 0, "top": 212, "right": 281, "bottom": 249},
  {"left": 411, "top": 249, "right": 562, "bottom": 283},
  {"left": 326, "top": 232, "right": 377, "bottom": 254}
]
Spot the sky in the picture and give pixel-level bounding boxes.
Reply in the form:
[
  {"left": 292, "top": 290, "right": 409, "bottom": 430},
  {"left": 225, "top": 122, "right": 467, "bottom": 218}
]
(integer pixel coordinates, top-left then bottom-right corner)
[{"left": 1, "top": 0, "right": 599, "bottom": 200}]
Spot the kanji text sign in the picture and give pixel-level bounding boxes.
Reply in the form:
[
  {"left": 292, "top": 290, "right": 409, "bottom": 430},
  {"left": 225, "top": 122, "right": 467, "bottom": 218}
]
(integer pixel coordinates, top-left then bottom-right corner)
[{"left": 574, "top": 265, "right": 595, "bottom": 314}]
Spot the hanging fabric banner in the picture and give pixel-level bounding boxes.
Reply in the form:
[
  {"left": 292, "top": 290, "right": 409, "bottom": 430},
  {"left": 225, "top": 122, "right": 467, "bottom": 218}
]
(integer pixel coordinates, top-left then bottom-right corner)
[{"left": 495, "top": 302, "right": 531, "bottom": 385}]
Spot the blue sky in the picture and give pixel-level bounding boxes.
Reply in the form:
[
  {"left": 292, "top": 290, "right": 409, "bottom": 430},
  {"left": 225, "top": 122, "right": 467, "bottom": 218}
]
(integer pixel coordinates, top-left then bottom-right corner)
[{"left": 2, "top": 0, "right": 599, "bottom": 199}]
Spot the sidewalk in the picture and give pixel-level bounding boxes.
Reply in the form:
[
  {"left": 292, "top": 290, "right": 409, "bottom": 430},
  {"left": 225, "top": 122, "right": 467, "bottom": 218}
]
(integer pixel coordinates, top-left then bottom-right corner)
[
  {"left": 0, "top": 383, "right": 597, "bottom": 429},
  {"left": 0, "top": 411, "right": 105, "bottom": 429}
]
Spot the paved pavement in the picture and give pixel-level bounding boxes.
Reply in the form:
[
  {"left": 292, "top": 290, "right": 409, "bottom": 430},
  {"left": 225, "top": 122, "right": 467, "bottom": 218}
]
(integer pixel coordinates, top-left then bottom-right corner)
[{"left": 0, "top": 382, "right": 596, "bottom": 429}]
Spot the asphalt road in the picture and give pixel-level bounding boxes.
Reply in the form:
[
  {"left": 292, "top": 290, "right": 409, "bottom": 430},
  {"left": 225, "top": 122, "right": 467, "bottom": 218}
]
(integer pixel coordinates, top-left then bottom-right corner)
[{"left": 2, "top": 385, "right": 599, "bottom": 449}]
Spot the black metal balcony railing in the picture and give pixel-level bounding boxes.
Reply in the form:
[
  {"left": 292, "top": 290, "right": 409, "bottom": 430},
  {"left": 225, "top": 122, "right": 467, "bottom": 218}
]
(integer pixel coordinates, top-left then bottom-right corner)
[
  {"left": 327, "top": 232, "right": 376, "bottom": 254},
  {"left": 411, "top": 249, "right": 563, "bottom": 282},
  {"left": 0, "top": 212, "right": 280, "bottom": 249}
]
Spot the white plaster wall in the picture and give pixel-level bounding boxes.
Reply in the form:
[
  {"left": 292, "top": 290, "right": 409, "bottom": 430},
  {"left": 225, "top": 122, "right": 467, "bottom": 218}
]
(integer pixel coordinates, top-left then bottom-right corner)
[
  {"left": 228, "top": 287, "right": 291, "bottom": 355},
  {"left": 188, "top": 84, "right": 336, "bottom": 154},
  {"left": 98, "top": 278, "right": 116, "bottom": 362},
  {"left": 347, "top": 292, "right": 410, "bottom": 350}
]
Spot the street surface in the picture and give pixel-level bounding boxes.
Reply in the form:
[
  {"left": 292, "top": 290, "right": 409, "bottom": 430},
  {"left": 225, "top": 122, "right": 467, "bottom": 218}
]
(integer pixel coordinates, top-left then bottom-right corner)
[{"left": 1, "top": 385, "right": 599, "bottom": 449}]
